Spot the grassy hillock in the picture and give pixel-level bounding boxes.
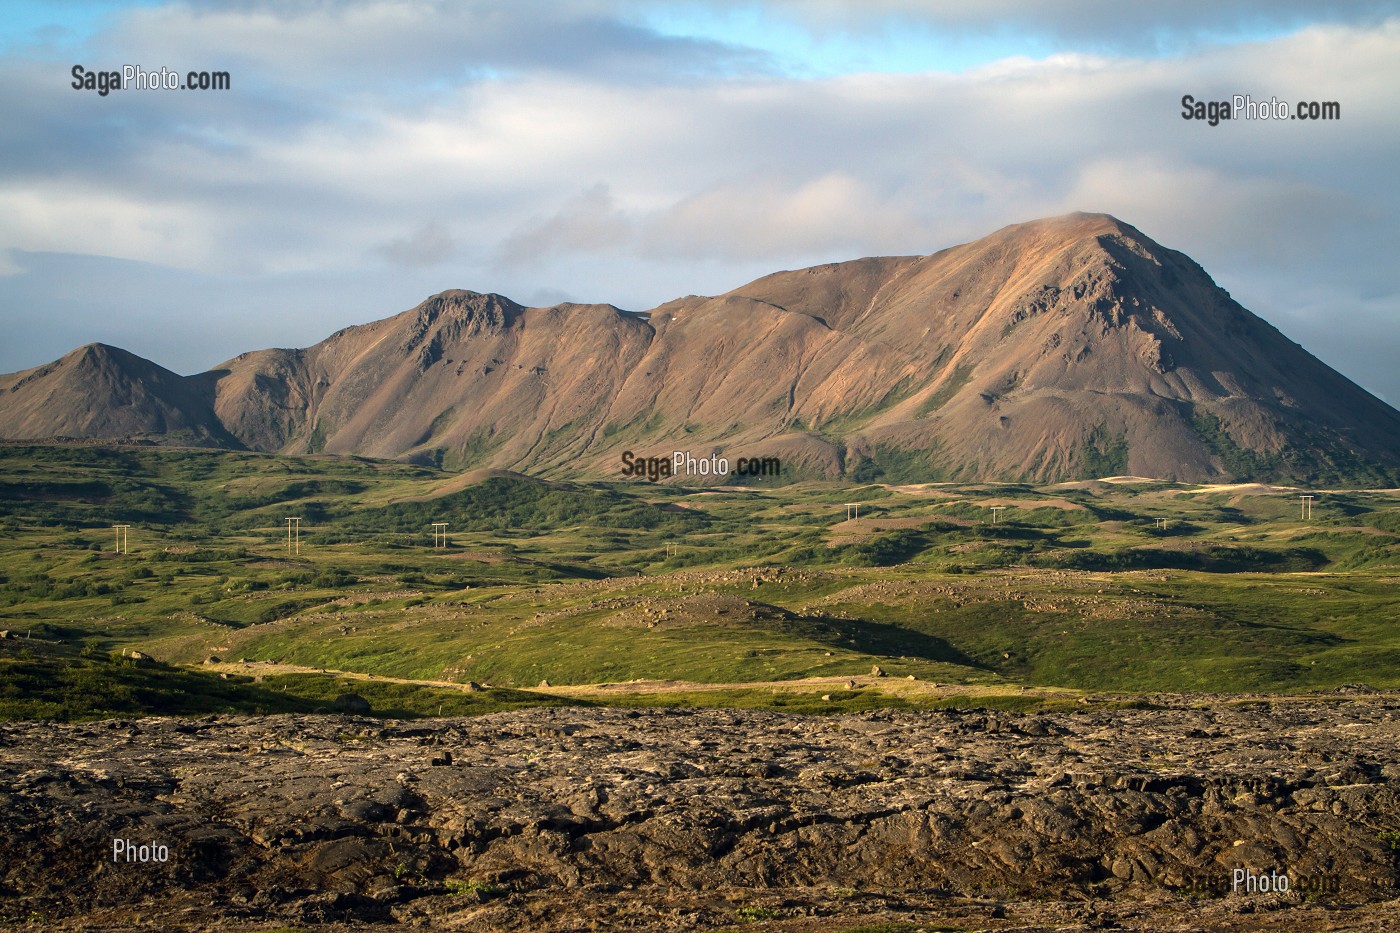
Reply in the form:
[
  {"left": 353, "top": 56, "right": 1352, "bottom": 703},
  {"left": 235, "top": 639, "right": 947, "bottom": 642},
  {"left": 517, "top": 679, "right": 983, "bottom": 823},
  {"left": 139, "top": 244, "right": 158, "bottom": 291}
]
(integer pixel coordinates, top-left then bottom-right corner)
[{"left": 0, "top": 641, "right": 321, "bottom": 720}]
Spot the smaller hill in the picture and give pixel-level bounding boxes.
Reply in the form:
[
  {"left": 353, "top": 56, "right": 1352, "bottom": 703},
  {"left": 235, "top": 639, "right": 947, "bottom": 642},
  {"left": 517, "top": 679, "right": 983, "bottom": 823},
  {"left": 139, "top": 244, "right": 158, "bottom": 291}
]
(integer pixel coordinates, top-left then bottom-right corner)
[{"left": 0, "top": 344, "right": 238, "bottom": 448}]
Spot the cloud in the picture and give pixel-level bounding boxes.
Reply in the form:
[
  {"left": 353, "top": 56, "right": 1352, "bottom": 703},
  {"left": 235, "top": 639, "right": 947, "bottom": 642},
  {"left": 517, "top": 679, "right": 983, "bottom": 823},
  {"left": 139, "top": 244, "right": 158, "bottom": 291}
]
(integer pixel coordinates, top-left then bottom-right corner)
[
  {"left": 377, "top": 220, "right": 457, "bottom": 267},
  {"left": 0, "top": 180, "right": 222, "bottom": 270},
  {"left": 497, "top": 184, "right": 631, "bottom": 267},
  {"left": 497, "top": 173, "right": 928, "bottom": 267},
  {"left": 100, "top": 0, "right": 772, "bottom": 91},
  {"left": 0, "top": 249, "right": 22, "bottom": 277},
  {"left": 741, "top": 1, "right": 1400, "bottom": 49},
  {"left": 641, "top": 172, "right": 926, "bottom": 260},
  {"left": 1059, "top": 156, "right": 1368, "bottom": 267}
]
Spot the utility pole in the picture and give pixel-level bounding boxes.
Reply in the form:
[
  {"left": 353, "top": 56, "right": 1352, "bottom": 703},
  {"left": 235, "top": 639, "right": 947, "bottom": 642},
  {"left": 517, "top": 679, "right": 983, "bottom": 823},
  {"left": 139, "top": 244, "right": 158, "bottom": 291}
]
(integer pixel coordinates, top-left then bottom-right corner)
[
  {"left": 285, "top": 517, "right": 301, "bottom": 555},
  {"left": 989, "top": 506, "right": 1006, "bottom": 525},
  {"left": 1299, "top": 495, "right": 1315, "bottom": 521},
  {"left": 431, "top": 522, "right": 449, "bottom": 549},
  {"left": 113, "top": 524, "right": 130, "bottom": 554},
  {"left": 845, "top": 503, "right": 860, "bottom": 521}
]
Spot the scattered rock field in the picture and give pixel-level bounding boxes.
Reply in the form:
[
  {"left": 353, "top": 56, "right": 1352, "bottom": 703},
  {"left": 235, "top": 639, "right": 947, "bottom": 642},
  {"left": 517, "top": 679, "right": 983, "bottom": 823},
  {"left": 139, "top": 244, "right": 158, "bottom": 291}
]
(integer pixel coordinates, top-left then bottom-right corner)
[{"left": 3, "top": 697, "right": 1399, "bottom": 930}]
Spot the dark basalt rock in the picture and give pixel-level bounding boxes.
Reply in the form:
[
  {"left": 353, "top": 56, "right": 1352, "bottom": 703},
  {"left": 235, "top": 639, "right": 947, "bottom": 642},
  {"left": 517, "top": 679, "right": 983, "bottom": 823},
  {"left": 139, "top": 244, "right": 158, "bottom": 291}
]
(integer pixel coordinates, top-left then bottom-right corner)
[{"left": 1, "top": 697, "right": 1399, "bottom": 931}]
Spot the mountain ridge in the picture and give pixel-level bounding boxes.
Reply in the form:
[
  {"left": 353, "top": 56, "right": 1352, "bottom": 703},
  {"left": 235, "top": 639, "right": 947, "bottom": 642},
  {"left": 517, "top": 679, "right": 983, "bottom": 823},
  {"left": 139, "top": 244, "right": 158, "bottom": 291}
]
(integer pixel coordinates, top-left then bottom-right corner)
[{"left": 4, "top": 212, "right": 1399, "bottom": 485}]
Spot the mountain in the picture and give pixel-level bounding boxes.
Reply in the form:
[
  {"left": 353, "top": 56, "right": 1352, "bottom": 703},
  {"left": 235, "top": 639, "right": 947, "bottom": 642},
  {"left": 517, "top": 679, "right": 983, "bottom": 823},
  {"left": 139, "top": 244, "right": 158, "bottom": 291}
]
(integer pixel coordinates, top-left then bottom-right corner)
[
  {"left": 3, "top": 213, "right": 1399, "bottom": 485},
  {"left": 0, "top": 343, "right": 237, "bottom": 447}
]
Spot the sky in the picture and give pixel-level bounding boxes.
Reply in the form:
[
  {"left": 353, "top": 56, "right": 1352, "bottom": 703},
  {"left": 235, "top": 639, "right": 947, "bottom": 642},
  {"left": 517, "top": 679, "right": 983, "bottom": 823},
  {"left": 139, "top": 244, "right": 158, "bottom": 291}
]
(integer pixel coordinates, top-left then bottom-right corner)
[{"left": 2, "top": 1, "right": 1398, "bottom": 405}]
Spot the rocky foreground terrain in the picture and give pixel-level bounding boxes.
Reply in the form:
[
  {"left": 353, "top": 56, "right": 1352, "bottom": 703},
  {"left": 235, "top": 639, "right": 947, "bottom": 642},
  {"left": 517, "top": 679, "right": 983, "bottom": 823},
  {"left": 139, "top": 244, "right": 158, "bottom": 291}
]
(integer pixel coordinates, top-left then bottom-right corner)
[{"left": 2, "top": 696, "right": 1399, "bottom": 931}]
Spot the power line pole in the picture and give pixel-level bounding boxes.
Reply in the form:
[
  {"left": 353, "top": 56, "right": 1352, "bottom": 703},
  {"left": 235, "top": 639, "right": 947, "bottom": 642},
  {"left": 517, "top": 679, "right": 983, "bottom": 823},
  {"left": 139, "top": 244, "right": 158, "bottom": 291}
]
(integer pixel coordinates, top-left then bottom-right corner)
[
  {"left": 285, "top": 517, "right": 301, "bottom": 555},
  {"left": 113, "top": 524, "right": 130, "bottom": 554},
  {"left": 431, "top": 522, "right": 449, "bottom": 549},
  {"left": 845, "top": 503, "right": 860, "bottom": 521},
  {"left": 989, "top": 506, "right": 1006, "bottom": 525},
  {"left": 1299, "top": 495, "right": 1315, "bottom": 521}
]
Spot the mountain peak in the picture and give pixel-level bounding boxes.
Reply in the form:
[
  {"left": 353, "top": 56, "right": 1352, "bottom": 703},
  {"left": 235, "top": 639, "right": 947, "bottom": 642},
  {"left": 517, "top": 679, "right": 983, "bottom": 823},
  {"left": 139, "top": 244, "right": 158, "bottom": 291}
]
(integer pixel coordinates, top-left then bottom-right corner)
[
  {"left": 67, "top": 341, "right": 127, "bottom": 362},
  {"left": 79, "top": 340, "right": 184, "bottom": 373},
  {"left": 965, "top": 213, "right": 1157, "bottom": 271},
  {"left": 994, "top": 211, "right": 1139, "bottom": 240},
  {"left": 411, "top": 290, "right": 521, "bottom": 325}
]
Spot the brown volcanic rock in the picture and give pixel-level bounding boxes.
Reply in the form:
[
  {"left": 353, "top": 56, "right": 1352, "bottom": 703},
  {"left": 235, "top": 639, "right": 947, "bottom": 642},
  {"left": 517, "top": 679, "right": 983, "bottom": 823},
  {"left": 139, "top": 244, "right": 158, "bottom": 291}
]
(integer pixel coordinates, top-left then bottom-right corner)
[
  {"left": 4, "top": 214, "right": 1400, "bottom": 483},
  {"left": 2, "top": 699, "right": 1398, "bottom": 930}
]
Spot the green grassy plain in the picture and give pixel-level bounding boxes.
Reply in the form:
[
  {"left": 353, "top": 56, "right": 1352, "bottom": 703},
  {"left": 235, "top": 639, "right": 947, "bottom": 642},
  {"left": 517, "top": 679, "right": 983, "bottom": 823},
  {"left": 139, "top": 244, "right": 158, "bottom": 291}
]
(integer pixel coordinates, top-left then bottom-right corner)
[{"left": 1, "top": 444, "right": 1397, "bottom": 719}]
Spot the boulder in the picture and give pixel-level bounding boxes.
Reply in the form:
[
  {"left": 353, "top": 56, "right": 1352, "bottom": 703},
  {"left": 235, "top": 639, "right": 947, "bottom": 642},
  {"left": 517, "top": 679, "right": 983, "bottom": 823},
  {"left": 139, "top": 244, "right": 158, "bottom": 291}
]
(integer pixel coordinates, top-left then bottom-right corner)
[{"left": 332, "top": 693, "right": 372, "bottom": 715}]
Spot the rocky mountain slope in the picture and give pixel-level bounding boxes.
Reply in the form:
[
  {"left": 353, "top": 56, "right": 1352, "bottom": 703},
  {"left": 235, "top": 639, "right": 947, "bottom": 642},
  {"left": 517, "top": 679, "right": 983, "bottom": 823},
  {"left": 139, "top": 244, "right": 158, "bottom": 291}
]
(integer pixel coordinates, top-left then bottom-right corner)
[{"left": 4, "top": 213, "right": 1398, "bottom": 484}]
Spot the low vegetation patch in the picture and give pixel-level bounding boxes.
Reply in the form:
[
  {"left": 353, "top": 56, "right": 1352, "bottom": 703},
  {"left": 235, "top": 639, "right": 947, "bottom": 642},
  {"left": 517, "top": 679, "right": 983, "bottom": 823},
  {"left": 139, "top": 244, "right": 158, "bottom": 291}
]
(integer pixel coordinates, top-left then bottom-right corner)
[{"left": 0, "top": 444, "right": 1396, "bottom": 718}]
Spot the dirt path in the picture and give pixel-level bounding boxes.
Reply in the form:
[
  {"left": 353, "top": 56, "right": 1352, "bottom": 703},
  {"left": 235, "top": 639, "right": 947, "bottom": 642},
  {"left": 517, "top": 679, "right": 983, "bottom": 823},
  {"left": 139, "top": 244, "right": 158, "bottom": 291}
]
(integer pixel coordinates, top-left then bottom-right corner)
[{"left": 217, "top": 659, "right": 1078, "bottom": 701}]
